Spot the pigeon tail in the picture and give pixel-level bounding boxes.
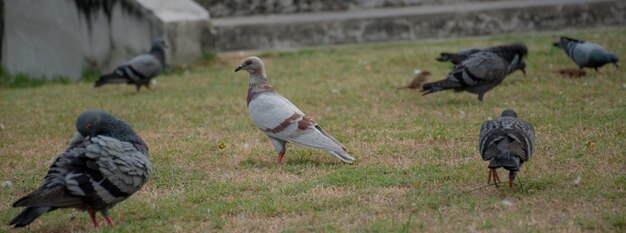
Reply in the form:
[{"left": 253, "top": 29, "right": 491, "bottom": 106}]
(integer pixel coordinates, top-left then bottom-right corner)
[
  {"left": 560, "top": 36, "right": 584, "bottom": 43},
  {"left": 421, "top": 79, "right": 460, "bottom": 96},
  {"left": 11, "top": 189, "right": 49, "bottom": 207},
  {"left": 488, "top": 137, "right": 521, "bottom": 171},
  {"left": 95, "top": 73, "right": 127, "bottom": 87},
  {"left": 328, "top": 150, "right": 355, "bottom": 163},
  {"left": 436, "top": 52, "right": 455, "bottom": 62},
  {"left": 9, "top": 207, "right": 52, "bottom": 228},
  {"left": 436, "top": 52, "right": 466, "bottom": 65}
]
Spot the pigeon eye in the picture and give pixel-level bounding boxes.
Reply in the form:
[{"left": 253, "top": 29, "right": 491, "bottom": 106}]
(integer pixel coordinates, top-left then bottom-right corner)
[
  {"left": 86, "top": 123, "right": 92, "bottom": 129},
  {"left": 245, "top": 61, "right": 252, "bottom": 65}
]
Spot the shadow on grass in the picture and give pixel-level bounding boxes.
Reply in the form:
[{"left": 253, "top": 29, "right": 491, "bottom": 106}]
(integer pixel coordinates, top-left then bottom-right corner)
[
  {"left": 517, "top": 176, "right": 557, "bottom": 194},
  {"left": 419, "top": 94, "right": 480, "bottom": 107},
  {"left": 239, "top": 156, "right": 341, "bottom": 169}
]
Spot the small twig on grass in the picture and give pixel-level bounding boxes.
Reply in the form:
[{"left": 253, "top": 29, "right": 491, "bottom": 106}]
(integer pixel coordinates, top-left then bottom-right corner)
[
  {"left": 464, "top": 182, "right": 505, "bottom": 193},
  {"left": 464, "top": 176, "right": 526, "bottom": 193}
]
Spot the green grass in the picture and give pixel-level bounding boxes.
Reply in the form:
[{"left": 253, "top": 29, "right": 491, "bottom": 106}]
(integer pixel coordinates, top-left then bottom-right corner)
[{"left": 1, "top": 27, "right": 625, "bottom": 232}]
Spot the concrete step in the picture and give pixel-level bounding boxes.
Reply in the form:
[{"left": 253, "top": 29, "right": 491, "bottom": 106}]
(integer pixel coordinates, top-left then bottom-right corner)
[
  {"left": 195, "top": 0, "right": 494, "bottom": 18},
  {"left": 212, "top": 0, "right": 625, "bottom": 52}
]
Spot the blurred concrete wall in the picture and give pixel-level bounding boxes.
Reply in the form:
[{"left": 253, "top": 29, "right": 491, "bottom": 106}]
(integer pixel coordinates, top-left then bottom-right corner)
[
  {"left": 211, "top": 0, "right": 626, "bottom": 52},
  {"left": 1, "top": 0, "right": 212, "bottom": 81},
  {"left": 194, "top": 0, "right": 484, "bottom": 18}
]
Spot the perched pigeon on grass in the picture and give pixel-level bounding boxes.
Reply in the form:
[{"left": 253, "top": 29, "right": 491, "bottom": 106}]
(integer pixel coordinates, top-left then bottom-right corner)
[
  {"left": 553, "top": 36, "right": 619, "bottom": 71},
  {"left": 235, "top": 57, "right": 354, "bottom": 164},
  {"left": 422, "top": 43, "right": 528, "bottom": 102},
  {"left": 95, "top": 39, "right": 167, "bottom": 92},
  {"left": 9, "top": 110, "right": 151, "bottom": 228},
  {"left": 479, "top": 109, "right": 535, "bottom": 189}
]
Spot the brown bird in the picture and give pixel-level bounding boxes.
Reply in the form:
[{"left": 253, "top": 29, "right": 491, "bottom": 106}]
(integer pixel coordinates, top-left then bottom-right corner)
[{"left": 397, "top": 69, "right": 431, "bottom": 89}]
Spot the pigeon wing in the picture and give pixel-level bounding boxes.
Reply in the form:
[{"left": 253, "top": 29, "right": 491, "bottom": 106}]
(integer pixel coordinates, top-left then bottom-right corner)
[
  {"left": 479, "top": 117, "right": 535, "bottom": 162},
  {"left": 13, "top": 133, "right": 90, "bottom": 208},
  {"left": 127, "top": 54, "right": 163, "bottom": 79},
  {"left": 459, "top": 52, "right": 508, "bottom": 85},
  {"left": 248, "top": 93, "right": 304, "bottom": 138},
  {"left": 16, "top": 135, "right": 152, "bottom": 208},
  {"left": 248, "top": 93, "right": 344, "bottom": 152},
  {"left": 83, "top": 136, "right": 152, "bottom": 204}
]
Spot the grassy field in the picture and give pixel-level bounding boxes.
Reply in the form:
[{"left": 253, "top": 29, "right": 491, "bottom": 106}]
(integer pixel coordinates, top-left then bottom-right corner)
[{"left": 1, "top": 27, "right": 624, "bottom": 232}]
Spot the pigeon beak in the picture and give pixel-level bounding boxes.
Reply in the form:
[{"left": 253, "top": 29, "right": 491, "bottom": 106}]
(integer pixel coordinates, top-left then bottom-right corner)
[{"left": 235, "top": 65, "right": 245, "bottom": 72}]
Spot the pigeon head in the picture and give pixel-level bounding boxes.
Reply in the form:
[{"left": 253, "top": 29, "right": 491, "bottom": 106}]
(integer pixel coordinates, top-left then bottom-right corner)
[
  {"left": 508, "top": 43, "right": 528, "bottom": 59},
  {"left": 76, "top": 110, "right": 140, "bottom": 140},
  {"left": 492, "top": 43, "right": 528, "bottom": 65},
  {"left": 150, "top": 38, "right": 167, "bottom": 51},
  {"left": 235, "top": 56, "right": 264, "bottom": 73},
  {"left": 511, "top": 59, "right": 527, "bottom": 75},
  {"left": 500, "top": 109, "right": 518, "bottom": 118}
]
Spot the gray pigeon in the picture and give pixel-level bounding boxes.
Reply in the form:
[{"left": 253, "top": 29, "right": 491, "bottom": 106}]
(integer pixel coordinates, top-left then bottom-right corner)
[
  {"left": 95, "top": 39, "right": 167, "bottom": 92},
  {"left": 9, "top": 110, "right": 151, "bottom": 228},
  {"left": 422, "top": 43, "right": 528, "bottom": 102},
  {"left": 553, "top": 36, "right": 619, "bottom": 71},
  {"left": 235, "top": 57, "right": 355, "bottom": 164},
  {"left": 479, "top": 109, "right": 535, "bottom": 189}
]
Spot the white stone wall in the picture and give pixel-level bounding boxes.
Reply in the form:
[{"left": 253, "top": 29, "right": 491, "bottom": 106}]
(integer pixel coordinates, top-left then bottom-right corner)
[{"left": 2, "top": 0, "right": 211, "bottom": 81}]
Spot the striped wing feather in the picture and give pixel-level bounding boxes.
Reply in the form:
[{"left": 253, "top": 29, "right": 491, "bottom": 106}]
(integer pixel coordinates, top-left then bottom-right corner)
[{"left": 13, "top": 135, "right": 150, "bottom": 209}]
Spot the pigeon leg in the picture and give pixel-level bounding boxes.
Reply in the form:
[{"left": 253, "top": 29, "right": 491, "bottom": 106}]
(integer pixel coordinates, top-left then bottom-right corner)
[
  {"left": 492, "top": 169, "right": 500, "bottom": 188},
  {"left": 88, "top": 211, "right": 100, "bottom": 228},
  {"left": 478, "top": 93, "right": 485, "bottom": 103},
  {"left": 508, "top": 171, "right": 517, "bottom": 190},
  {"left": 136, "top": 84, "right": 142, "bottom": 92},
  {"left": 277, "top": 149, "right": 286, "bottom": 164},
  {"left": 488, "top": 169, "right": 493, "bottom": 184},
  {"left": 594, "top": 67, "right": 599, "bottom": 73},
  {"left": 614, "top": 63, "right": 619, "bottom": 69},
  {"left": 145, "top": 83, "right": 152, "bottom": 91},
  {"left": 101, "top": 209, "right": 114, "bottom": 227}
]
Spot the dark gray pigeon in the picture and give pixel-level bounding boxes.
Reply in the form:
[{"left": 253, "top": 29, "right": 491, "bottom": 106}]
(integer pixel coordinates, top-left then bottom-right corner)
[
  {"left": 95, "top": 39, "right": 167, "bottom": 92},
  {"left": 553, "top": 36, "right": 619, "bottom": 71},
  {"left": 479, "top": 109, "right": 535, "bottom": 189},
  {"left": 422, "top": 43, "right": 528, "bottom": 102},
  {"left": 9, "top": 110, "right": 151, "bottom": 228}
]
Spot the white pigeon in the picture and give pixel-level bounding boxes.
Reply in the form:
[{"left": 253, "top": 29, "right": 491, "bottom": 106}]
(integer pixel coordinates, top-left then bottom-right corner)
[{"left": 235, "top": 57, "right": 355, "bottom": 164}]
